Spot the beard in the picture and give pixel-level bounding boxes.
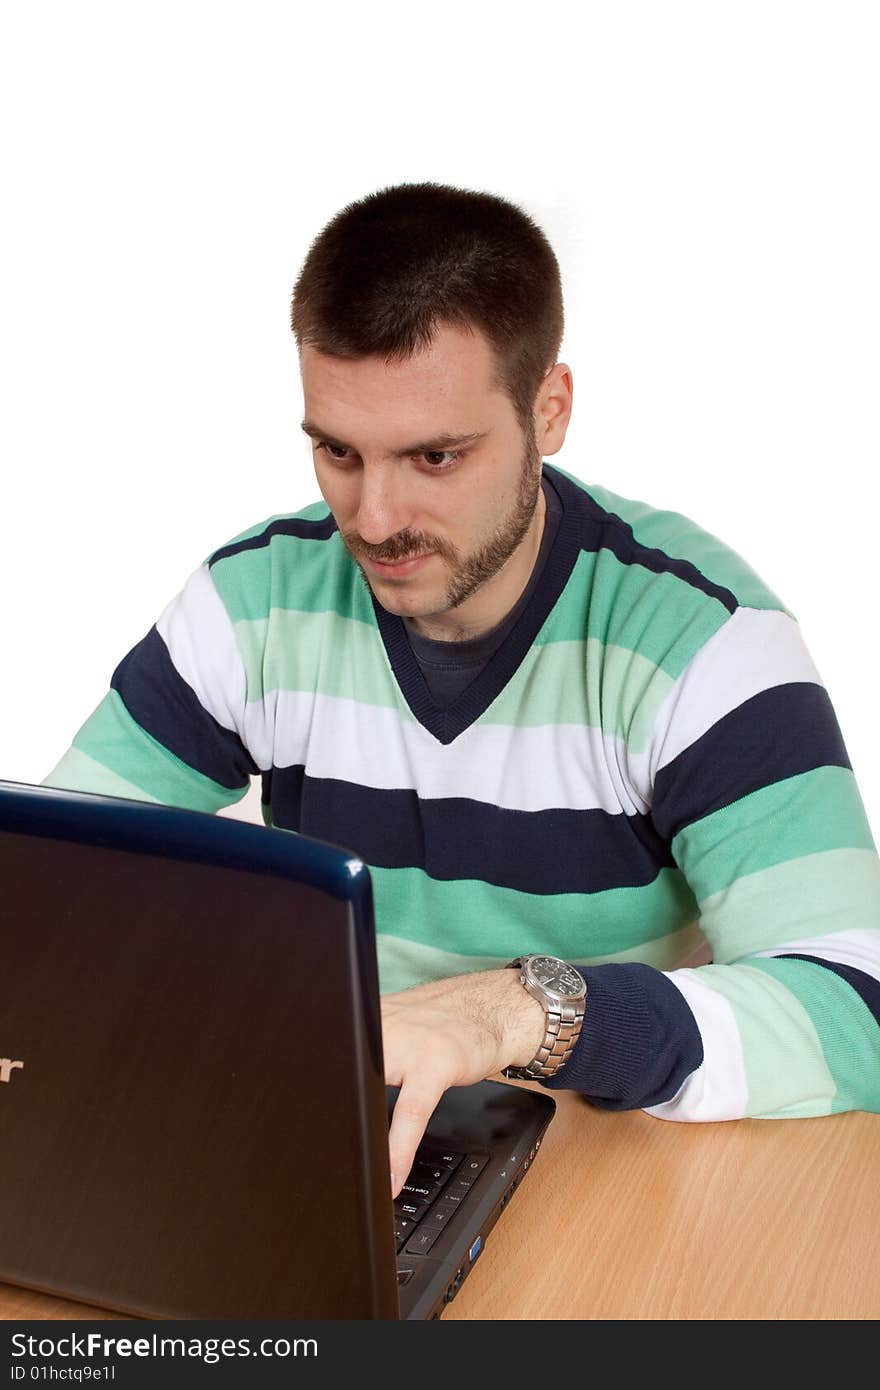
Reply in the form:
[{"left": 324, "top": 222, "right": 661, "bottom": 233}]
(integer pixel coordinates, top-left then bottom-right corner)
[{"left": 342, "top": 424, "right": 543, "bottom": 618}]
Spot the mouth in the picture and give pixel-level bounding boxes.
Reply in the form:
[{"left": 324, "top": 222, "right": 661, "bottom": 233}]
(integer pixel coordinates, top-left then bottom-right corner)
[{"left": 365, "top": 553, "right": 434, "bottom": 578}]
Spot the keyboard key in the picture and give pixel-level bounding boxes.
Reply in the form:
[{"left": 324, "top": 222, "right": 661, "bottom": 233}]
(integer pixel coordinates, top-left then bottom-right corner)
[
  {"left": 445, "top": 1155, "right": 488, "bottom": 1192},
  {"left": 418, "top": 1147, "right": 464, "bottom": 1172},
  {"left": 400, "top": 1180, "right": 436, "bottom": 1200},
  {"left": 411, "top": 1163, "right": 450, "bottom": 1189},
  {"left": 438, "top": 1185, "right": 465, "bottom": 1204},
  {"left": 422, "top": 1199, "right": 459, "bottom": 1228},
  {"left": 443, "top": 1178, "right": 474, "bottom": 1200},
  {"left": 394, "top": 1198, "right": 427, "bottom": 1218},
  {"left": 461, "top": 1154, "right": 489, "bottom": 1179},
  {"left": 404, "top": 1224, "right": 443, "bottom": 1255},
  {"left": 394, "top": 1215, "right": 418, "bottom": 1248}
]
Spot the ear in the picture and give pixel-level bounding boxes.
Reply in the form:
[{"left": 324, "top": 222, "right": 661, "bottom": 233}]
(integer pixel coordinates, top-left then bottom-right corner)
[{"left": 533, "top": 363, "right": 573, "bottom": 456}]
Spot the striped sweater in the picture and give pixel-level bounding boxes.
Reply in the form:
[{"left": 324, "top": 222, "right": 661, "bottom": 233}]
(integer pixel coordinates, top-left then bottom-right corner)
[{"left": 44, "top": 462, "right": 880, "bottom": 1118}]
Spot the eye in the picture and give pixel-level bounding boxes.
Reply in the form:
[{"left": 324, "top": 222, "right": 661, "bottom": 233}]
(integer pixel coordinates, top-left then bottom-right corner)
[
  {"left": 418, "top": 450, "right": 460, "bottom": 470},
  {"left": 315, "top": 442, "right": 352, "bottom": 461},
  {"left": 315, "top": 442, "right": 462, "bottom": 471}
]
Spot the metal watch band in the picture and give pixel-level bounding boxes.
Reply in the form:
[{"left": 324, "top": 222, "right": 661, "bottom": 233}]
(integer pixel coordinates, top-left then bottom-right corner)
[
  {"left": 505, "top": 999, "right": 583, "bottom": 1080},
  {"left": 503, "top": 957, "right": 585, "bottom": 1081}
]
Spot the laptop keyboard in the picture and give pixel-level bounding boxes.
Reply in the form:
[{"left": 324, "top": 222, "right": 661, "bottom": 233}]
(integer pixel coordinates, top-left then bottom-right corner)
[{"left": 393, "top": 1144, "right": 489, "bottom": 1269}]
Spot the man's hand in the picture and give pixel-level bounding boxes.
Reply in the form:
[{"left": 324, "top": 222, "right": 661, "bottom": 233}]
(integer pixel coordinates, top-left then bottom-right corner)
[{"left": 381, "top": 968, "right": 545, "bottom": 1197}]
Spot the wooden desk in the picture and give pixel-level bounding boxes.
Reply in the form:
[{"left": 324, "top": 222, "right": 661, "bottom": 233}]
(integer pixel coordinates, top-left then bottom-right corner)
[{"left": 2, "top": 1090, "right": 878, "bottom": 1320}]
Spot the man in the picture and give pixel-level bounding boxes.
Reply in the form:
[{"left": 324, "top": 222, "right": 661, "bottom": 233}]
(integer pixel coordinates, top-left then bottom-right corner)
[{"left": 45, "top": 182, "right": 880, "bottom": 1197}]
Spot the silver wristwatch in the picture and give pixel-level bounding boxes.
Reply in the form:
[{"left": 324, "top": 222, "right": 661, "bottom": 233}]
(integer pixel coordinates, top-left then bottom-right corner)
[{"left": 503, "top": 955, "right": 587, "bottom": 1081}]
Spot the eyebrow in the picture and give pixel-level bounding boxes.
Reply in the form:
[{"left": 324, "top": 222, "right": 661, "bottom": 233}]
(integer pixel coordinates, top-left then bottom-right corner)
[{"left": 300, "top": 420, "right": 488, "bottom": 458}]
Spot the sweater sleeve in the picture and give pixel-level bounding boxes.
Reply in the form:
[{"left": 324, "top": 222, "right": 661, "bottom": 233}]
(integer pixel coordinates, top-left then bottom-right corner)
[
  {"left": 42, "top": 562, "right": 261, "bottom": 813},
  {"left": 543, "top": 603, "right": 880, "bottom": 1118}
]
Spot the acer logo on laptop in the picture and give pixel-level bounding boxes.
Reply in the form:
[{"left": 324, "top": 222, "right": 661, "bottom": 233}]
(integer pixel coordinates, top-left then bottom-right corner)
[{"left": 0, "top": 1059, "right": 23, "bottom": 1083}]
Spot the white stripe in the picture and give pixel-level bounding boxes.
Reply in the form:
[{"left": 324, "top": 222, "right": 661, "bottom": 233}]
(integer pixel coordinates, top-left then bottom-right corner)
[
  {"left": 642, "top": 606, "right": 823, "bottom": 785},
  {"left": 268, "top": 688, "right": 647, "bottom": 813},
  {"left": 154, "top": 574, "right": 654, "bottom": 807},
  {"left": 643, "top": 970, "right": 749, "bottom": 1121},
  {"left": 156, "top": 565, "right": 274, "bottom": 767},
  {"left": 155, "top": 583, "right": 823, "bottom": 819},
  {"left": 750, "top": 928, "right": 880, "bottom": 986}
]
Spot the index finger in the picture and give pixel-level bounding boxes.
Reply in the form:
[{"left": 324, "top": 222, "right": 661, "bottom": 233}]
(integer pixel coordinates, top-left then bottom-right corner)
[{"left": 388, "top": 1074, "right": 446, "bottom": 1199}]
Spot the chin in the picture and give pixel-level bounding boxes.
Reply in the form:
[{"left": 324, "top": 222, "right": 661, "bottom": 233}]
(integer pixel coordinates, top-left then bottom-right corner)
[
  {"left": 377, "top": 594, "right": 432, "bottom": 618},
  {"left": 375, "top": 587, "right": 445, "bottom": 620}
]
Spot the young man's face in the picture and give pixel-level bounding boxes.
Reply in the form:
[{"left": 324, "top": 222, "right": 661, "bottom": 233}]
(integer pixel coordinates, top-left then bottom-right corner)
[{"left": 300, "top": 321, "right": 566, "bottom": 640}]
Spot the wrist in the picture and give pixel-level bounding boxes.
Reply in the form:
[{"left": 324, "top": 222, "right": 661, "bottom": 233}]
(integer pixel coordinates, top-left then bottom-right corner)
[
  {"left": 501, "top": 967, "right": 547, "bottom": 1066},
  {"left": 502, "top": 956, "right": 588, "bottom": 1081}
]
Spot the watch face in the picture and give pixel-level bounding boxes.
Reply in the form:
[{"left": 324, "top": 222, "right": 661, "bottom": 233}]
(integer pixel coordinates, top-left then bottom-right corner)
[{"left": 527, "top": 956, "right": 585, "bottom": 998}]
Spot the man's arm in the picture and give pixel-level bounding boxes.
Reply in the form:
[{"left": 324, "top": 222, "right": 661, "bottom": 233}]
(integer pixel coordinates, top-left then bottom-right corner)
[
  {"left": 636, "top": 603, "right": 880, "bottom": 1121},
  {"left": 43, "top": 561, "right": 260, "bottom": 809},
  {"left": 383, "top": 604, "right": 880, "bottom": 1189}
]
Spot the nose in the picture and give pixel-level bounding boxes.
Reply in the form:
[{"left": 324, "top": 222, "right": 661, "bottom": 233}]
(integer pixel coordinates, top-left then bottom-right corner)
[{"left": 354, "top": 463, "right": 412, "bottom": 545}]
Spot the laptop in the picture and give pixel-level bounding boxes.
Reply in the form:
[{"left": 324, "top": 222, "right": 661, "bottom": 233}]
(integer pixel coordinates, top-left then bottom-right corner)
[{"left": 0, "top": 780, "right": 555, "bottom": 1320}]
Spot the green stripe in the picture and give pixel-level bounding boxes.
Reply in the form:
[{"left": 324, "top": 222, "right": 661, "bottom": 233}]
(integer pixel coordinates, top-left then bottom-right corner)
[
  {"left": 744, "top": 956, "right": 880, "bottom": 1113},
  {"left": 477, "top": 636, "right": 598, "bottom": 728},
  {"left": 220, "top": 543, "right": 730, "bottom": 736},
  {"left": 479, "top": 634, "right": 674, "bottom": 746},
  {"left": 211, "top": 527, "right": 374, "bottom": 626},
  {"left": 553, "top": 466, "right": 794, "bottom": 616},
  {"left": 69, "top": 690, "right": 248, "bottom": 813},
  {"left": 537, "top": 547, "right": 731, "bottom": 680},
  {"left": 234, "top": 606, "right": 684, "bottom": 747},
  {"left": 674, "top": 766, "right": 880, "bottom": 901},
  {"left": 42, "top": 747, "right": 162, "bottom": 803},
  {"left": 236, "top": 610, "right": 404, "bottom": 708},
  {"left": 692, "top": 963, "right": 836, "bottom": 1117},
  {"left": 376, "top": 918, "right": 707, "bottom": 995},
  {"left": 368, "top": 862, "right": 699, "bottom": 964},
  {"left": 236, "top": 609, "right": 678, "bottom": 737},
  {"left": 209, "top": 487, "right": 749, "bottom": 748},
  {"left": 377, "top": 938, "right": 505, "bottom": 995},
  {"left": 692, "top": 846, "right": 880, "bottom": 961}
]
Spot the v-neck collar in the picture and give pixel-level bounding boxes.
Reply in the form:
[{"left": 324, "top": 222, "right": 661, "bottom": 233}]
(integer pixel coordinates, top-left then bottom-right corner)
[{"left": 370, "top": 463, "right": 583, "bottom": 745}]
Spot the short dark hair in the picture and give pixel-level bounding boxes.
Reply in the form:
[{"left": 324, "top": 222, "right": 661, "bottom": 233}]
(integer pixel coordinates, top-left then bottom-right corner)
[{"left": 290, "top": 182, "right": 564, "bottom": 437}]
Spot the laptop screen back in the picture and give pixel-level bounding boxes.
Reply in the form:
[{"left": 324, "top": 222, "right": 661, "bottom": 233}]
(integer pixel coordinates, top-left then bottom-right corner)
[{"left": 0, "top": 782, "right": 399, "bottom": 1319}]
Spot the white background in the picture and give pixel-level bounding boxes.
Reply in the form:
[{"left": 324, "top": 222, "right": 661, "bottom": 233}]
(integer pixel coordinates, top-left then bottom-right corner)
[{"left": 2, "top": 1, "right": 878, "bottom": 833}]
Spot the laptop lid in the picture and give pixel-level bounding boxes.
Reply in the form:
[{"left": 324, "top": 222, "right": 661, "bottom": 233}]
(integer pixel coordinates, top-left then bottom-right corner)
[{"left": 0, "top": 781, "right": 555, "bottom": 1320}]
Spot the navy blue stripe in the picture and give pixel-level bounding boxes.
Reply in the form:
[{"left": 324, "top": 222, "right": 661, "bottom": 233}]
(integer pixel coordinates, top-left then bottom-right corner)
[
  {"left": 774, "top": 953, "right": 880, "bottom": 1029},
  {"left": 111, "top": 628, "right": 259, "bottom": 790},
  {"left": 542, "top": 962, "right": 704, "bottom": 1107},
  {"left": 563, "top": 469, "right": 740, "bottom": 616},
  {"left": 264, "top": 766, "right": 678, "bottom": 895},
  {"left": 651, "top": 683, "right": 851, "bottom": 841},
  {"left": 207, "top": 513, "right": 338, "bottom": 568}
]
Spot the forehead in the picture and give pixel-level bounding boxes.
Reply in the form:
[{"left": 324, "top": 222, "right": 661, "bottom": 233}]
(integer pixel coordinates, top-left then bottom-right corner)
[{"left": 299, "top": 322, "right": 507, "bottom": 427}]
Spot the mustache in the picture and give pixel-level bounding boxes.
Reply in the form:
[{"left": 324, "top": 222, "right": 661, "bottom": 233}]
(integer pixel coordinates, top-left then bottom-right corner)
[{"left": 343, "top": 530, "right": 449, "bottom": 564}]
